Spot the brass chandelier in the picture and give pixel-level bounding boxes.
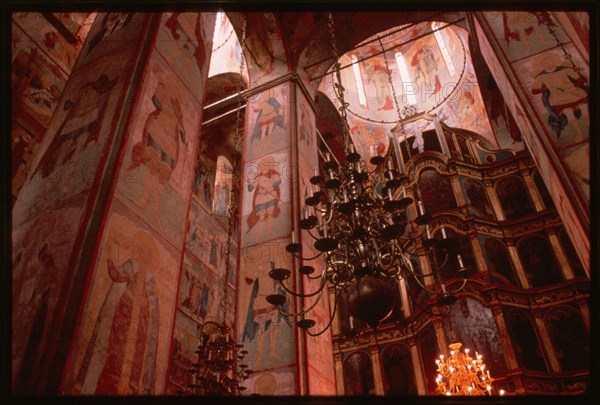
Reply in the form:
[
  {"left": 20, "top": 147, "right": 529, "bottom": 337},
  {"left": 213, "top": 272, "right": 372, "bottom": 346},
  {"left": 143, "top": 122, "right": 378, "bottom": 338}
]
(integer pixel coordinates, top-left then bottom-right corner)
[{"left": 266, "top": 14, "right": 470, "bottom": 336}]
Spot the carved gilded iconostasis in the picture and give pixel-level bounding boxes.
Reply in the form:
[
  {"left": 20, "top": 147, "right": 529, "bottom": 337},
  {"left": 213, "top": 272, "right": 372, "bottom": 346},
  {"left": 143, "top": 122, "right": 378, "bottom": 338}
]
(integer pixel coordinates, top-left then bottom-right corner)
[{"left": 10, "top": 8, "right": 590, "bottom": 399}]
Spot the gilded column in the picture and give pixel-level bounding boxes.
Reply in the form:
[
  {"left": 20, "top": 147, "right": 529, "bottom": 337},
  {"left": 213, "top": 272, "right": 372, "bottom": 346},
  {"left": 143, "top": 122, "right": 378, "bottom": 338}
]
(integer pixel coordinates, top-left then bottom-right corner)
[
  {"left": 521, "top": 169, "right": 544, "bottom": 212},
  {"left": 491, "top": 305, "right": 519, "bottom": 369},
  {"left": 484, "top": 180, "right": 505, "bottom": 221},
  {"left": 409, "top": 337, "right": 427, "bottom": 395},
  {"left": 531, "top": 309, "right": 561, "bottom": 373},
  {"left": 468, "top": 231, "right": 487, "bottom": 273},
  {"left": 547, "top": 230, "right": 575, "bottom": 280},
  {"left": 369, "top": 342, "right": 385, "bottom": 395},
  {"left": 506, "top": 240, "right": 530, "bottom": 288}
]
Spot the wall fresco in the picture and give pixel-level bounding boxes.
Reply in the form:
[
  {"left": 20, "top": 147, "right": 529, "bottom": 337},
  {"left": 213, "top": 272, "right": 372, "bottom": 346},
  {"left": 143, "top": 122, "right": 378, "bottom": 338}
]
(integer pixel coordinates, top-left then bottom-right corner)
[
  {"left": 115, "top": 54, "right": 200, "bottom": 247},
  {"left": 64, "top": 211, "right": 179, "bottom": 395},
  {"left": 242, "top": 368, "right": 297, "bottom": 395},
  {"left": 186, "top": 200, "right": 228, "bottom": 277},
  {"left": 165, "top": 313, "right": 200, "bottom": 394},
  {"left": 239, "top": 240, "right": 296, "bottom": 371},
  {"left": 12, "top": 204, "right": 83, "bottom": 393}
]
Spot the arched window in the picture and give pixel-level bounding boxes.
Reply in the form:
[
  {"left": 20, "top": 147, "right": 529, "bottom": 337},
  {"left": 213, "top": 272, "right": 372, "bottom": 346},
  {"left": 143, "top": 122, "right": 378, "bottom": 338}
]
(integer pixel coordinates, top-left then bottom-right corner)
[
  {"left": 544, "top": 306, "right": 590, "bottom": 372},
  {"left": 350, "top": 54, "right": 368, "bottom": 108},
  {"left": 431, "top": 22, "right": 455, "bottom": 76},
  {"left": 558, "top": 228, "right": 586, "bottom": 278},
  {"left": 495, "top": 175, "right": 535, "bottom": 219},
  {"left": 464, "top": 178, "right": 495, "bottom": 219},
  {"left": 394, "top": 51, "right": 417, "bottom": 105},
  {"left": 343, "top": 351, "right": 375, "bottom": 395},
  {"left": 417, "top": 168, "right": 457, "bottom": 214},
  {"left": 533, "top": 170, "right": 555, "bottom": 209},
  {"left": 381, "top": 343, "right": 417, "bottom": 395},
  {"left": 506, "top": 309, "right": 548, "bottom": 371},
  {"left": 483, "top": 238, "right": 518, "bottom": 286},
  {"left": 517, "top": 235, "right": 563, "bottom": 287},
  {"left": 418, "top": 327, "right": 440, "bottom": 394}
]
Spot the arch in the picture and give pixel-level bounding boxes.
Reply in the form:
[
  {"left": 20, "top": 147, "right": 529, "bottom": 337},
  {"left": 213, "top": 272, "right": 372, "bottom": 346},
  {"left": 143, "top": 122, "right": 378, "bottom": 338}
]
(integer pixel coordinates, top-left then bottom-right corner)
[
  {"left": 416, "top": 167, "right": 457, "bottom": 214},
  {"left": 380, "top": 342, "right": 418, "bottom": 395},
  {"left": 464, "top": 178, "right": 495, "bottom": 219},
  {"left": 343, "top": 351, "right": 375, "bottom": 395},
  {"left": 483, "top": 237, "right": 518, "bottom": 286},
  {"left": 495, "top": 175, "right": 535, "bottom": 219},
  {"left": 443, "top": 296, "right": 507, "bottom": 375},
  {"left": 506, "top": 309, "right": 548, "bottom": 372},
  {"left": 544, "top": 306, "right": 590, "bottom": 371},
  {"left": 517, "top": 235, "right": 563, "bottom": 287}
]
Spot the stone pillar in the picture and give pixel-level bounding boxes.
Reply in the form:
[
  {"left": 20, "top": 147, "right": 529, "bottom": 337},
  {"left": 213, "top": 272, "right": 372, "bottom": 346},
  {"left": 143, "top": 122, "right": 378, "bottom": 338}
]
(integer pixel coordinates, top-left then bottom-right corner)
[
  {"left": 547, "top": 230, "right": 575, "bottom": 280},
  {"left": 12, "top": 13, "right": 218, "bottom": 395},
  {"left": 506, "top": 240, "right": 530, "bottom": 288}
]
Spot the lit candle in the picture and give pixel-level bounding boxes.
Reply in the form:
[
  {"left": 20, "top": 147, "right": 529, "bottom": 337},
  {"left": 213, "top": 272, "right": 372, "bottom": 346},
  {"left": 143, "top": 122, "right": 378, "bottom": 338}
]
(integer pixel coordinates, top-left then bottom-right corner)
[
  {"left": 457, "top": 254, "right": 464, "bottom": 268},
  {"left": 325, "top": 152, "right": 332, "bottom": 162},
  {"left": 441, "top": 225, "right": 447, "bottom": 239}
]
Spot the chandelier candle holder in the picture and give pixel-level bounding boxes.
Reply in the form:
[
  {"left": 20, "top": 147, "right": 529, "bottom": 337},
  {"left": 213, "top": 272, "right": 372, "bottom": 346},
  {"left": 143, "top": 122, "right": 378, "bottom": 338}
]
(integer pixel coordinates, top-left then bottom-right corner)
[
  {"left": 435, "top": 342, "right": 504, "bottom": 396},
  {"left": 188, "top": 321, "right": 253, "bottom": 396},
  {"left": 265, "top": 13, "right": 471, "bottom": 337}
]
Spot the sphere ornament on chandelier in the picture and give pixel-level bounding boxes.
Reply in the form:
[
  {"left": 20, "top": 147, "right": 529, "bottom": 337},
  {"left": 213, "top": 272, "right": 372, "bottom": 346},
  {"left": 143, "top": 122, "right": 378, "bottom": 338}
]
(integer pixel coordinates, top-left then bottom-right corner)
[{"left": 265, "top": 13, "right": 472, "bottom": 337}]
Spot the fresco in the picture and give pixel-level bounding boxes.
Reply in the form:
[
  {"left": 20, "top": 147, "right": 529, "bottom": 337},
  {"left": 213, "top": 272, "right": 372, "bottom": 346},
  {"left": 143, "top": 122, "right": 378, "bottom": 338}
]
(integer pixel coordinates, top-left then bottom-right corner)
[
  {"left": 11, "top": 23, "right": 68, "bottom": 128},
  {"left": 443, "top": 297, "right": 507, "bottom": 375},
  {"left": 244, "top": 13, "right": 288, "bottom": 86},
  {"left": 115, "top": 55, "right": 200, "bottom": 247},
  {"left": 12, "top": 12, "right": 84, "bottom": 73},
  {"left": 12, "top": 205, "right": 82, "bottom": 393},
  {"left": 482, "top": 11, "right": 567, "bottom": 62},
  {"left": 242, "top": 368, "right": 296, "bottom": 395},
  {"left": 186, "top": 199, "right": 229, "bottom": 277},
  {"left": 238, "top": 240, "right": 295, "bottom": 371},
  {"left": 515, "top": 46, "right": 589, "bottom": 148},
  {"left": 12, "top": 124, "right": 39, "bottom": 197},
  {"left": 244, "top": 83, "right": 290, "bottom": 162},
  {"left": 165, "top": 313, "right": 200, "bottom": 394},
  {"left": 76, "top": 13, "right": 147, "bottom": 69},
  {"left": 212, "top": 155, "right": 233, "bottom": 218},
  {"left": 13, "top": 45, "right": 131, "bottom": 227},
  {"left": 192, "top": 151, "right": 216, "bottom": 211},
  {"left": 241, "top": 152, "right": 292, "bottom": 246},
  {"left": 64, "top": 211, "right": 179, "bottom": 395},
  {"left": 178, "top": 258, "right": 225, "bottom": 325},
  {"left": 560, "top": 143, "right": 589, "bottom": 207},
  {"left": 297, "top": 93, "right": 317, "bottom": 163},
  {"left": 155, "top": 12, "right": 215, "bottom": 102}
]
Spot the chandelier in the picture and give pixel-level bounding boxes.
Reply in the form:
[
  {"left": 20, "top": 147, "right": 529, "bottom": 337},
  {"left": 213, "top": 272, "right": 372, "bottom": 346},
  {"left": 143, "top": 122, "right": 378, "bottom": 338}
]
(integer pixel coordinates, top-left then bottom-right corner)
[
  {"left": 435, "top": 342, "right": 504, "bottom": 396},
  {"left": 265, "top": 14, "right": 470, "bottom": 336},
  {"left": 186, "top": 15, "right": 251, "bottom": 395},
  {"left": 187, "top": 321, "right": 252, "bottom": 395}
]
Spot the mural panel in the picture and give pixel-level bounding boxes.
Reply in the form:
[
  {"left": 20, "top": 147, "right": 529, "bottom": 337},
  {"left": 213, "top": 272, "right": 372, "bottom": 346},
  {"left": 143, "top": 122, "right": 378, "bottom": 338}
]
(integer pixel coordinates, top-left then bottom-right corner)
[
  {"left": 186, "top": 199, "right": 228, "bottom": 277},
  {"left": 241, "top": 152, "right": 292, "bottom": 246},
  {"left": 165, "top": 313, "right": 200, "bottom": 394},
  {"left": 242, "top": 368, "right": 296, "bottom": 395},
  {"left": 155, "top": 12, "right": 215, "bottom": 103},
  {"left": 239, "top": 240, "right": 295, "bottom": 371},
  {"left": 64, "top": 210, "right": 179, "bottom": 394},
  {"left": 12, "top": 203, "right": 83, "bottom": 393},
  {"left": 115, "top": 54, "right": 200, "bottom": 247},
  {"left": 178, "top": 257, "right": 225, "bottom": 325}
]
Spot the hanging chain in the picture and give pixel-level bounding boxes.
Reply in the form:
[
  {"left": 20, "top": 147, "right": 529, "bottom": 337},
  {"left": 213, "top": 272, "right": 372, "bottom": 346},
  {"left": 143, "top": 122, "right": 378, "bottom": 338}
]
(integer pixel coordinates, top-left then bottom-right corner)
[
  {"left": 328, "top": 13, "right": 351, "bottom": 147},
  {"left": 222, "top": 15, "right": 247, "bottom": 321},
  {"left": 536, "top": 11, "right": 588, "bottom": 87}
]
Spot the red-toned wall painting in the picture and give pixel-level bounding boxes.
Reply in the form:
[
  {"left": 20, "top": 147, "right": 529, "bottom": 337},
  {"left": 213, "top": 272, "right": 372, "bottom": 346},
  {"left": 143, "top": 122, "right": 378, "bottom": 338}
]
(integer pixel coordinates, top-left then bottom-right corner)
[
  {"left": 243, "top": 367, "right": 297, "bottom": 395},
  {"left": 64, "top": 211, "right": 179, "bottom": 394},
  {"left": 239, "top": 240, "right": 296, "bottom": 372},
  {"left": 241, "top": 151, "right": 292, "bottom": 246},
  {"left": 12, "top": 205, "right": 83, "bottom": 393},
  {"left": 115, "top": 54, "right": 200, "bottom": 247}
]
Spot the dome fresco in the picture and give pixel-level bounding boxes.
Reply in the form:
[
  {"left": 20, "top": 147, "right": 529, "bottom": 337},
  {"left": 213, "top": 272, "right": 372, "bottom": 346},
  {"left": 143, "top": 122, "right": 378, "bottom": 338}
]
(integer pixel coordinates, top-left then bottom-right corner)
[{"left": 319, "top": 21, "right": 495, "bottom": 160}]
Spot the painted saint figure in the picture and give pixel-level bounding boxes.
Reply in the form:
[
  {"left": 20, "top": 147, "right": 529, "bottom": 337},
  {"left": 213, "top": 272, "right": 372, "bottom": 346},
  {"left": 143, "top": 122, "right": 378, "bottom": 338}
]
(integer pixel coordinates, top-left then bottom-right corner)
[
  {"left": 250, "top": 97, "right": 284, "bottom": 148},
  {"left": 246, "top": 155, "right": 282, "bottom": 240},
  {"left": 71, "top": 231, "right": 159, "bottom": 394},
  {"left": 128, "top": 81, "right": 187, "bottom": 220}
]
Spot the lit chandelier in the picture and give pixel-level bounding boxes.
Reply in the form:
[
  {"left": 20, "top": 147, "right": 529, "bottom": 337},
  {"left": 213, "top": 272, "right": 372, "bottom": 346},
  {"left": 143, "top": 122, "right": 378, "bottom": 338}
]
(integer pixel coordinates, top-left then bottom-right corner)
[
  {"left": 266, "top": 13, "right": 470, "bottom": 336},
  {"left": 186, "top": 15, "right": 251, "bottom": 395},
  {"left": 435, "top": 342, "right": 504, "bottom": 396},
  {"left": 187, "top": 321, "right": 252, "bottom": 396}
]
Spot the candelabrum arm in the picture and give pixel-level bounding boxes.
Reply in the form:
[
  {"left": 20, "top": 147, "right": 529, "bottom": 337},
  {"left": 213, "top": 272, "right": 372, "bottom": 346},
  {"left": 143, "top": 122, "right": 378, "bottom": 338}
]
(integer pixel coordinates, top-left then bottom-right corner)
[
  {"left": 275, "top": 267, "right": 328, "bottom": 298},
  {"left": 274, "top": 290, "right": 324, "bottom": 317}
]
